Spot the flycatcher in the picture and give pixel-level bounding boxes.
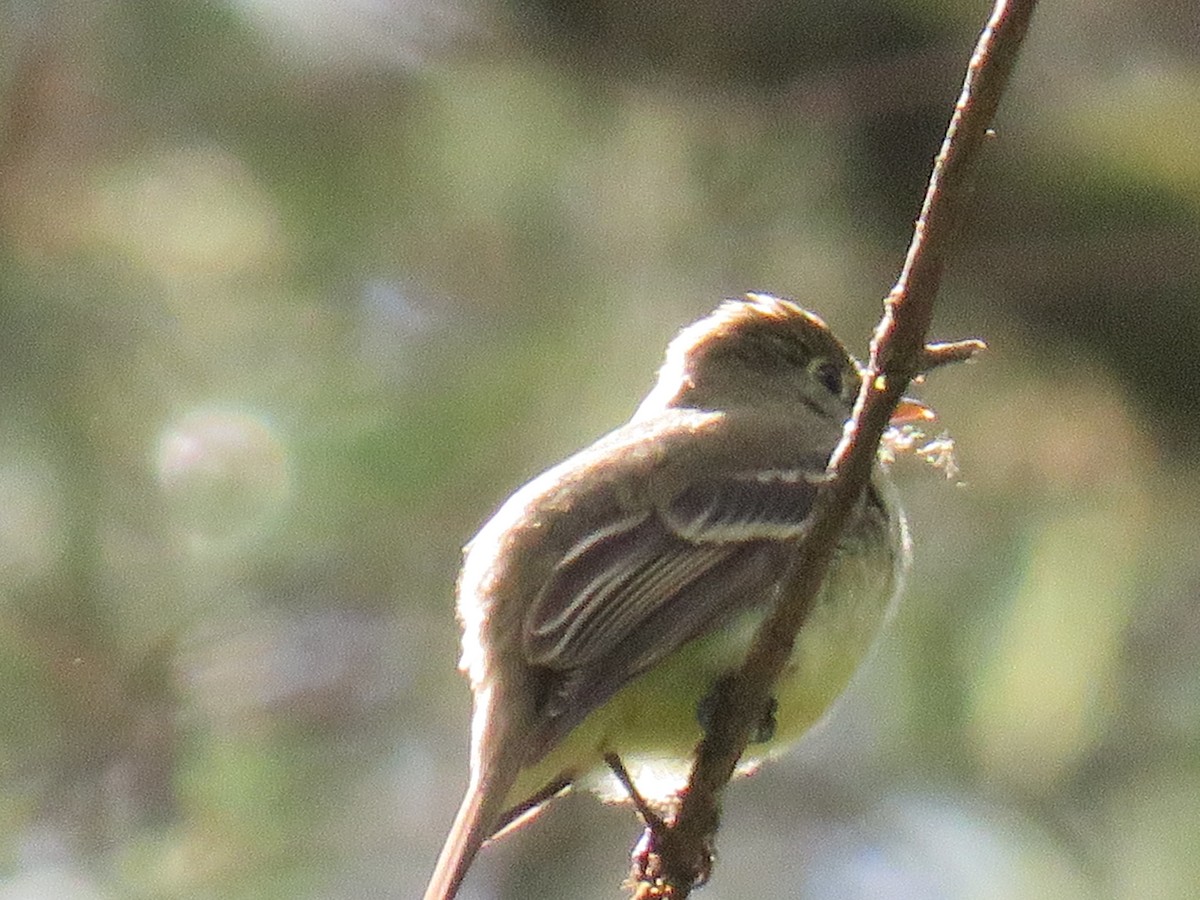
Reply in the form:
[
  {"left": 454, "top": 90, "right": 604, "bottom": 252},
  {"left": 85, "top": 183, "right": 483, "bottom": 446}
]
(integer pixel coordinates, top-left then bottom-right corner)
[{"left": 424, "top": 294, "right": 913, "bottom": 899}]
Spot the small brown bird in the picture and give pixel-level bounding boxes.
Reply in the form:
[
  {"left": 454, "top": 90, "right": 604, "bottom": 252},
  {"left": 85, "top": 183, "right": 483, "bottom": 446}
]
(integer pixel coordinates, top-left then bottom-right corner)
[{"left": 425, "top": 295, "right": 913, "bottom": 899}]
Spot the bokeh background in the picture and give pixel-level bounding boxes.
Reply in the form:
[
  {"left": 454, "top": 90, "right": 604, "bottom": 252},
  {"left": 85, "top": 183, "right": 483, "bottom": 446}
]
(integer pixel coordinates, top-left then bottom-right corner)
[{"left": 1, "top": 0, "right": 1198, "bottom": 897}]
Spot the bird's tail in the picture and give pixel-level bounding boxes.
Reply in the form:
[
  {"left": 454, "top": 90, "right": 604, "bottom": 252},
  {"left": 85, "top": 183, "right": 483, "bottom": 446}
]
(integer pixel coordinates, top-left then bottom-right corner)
[{"left": 423, "top": 686, "right": 524, "bottom": 900}]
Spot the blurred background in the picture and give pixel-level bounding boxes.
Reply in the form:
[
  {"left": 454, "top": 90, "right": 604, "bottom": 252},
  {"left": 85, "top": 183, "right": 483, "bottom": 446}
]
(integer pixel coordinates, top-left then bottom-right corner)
[{"left": 1, "top": 0, "right": 1197, "bottom": 897}]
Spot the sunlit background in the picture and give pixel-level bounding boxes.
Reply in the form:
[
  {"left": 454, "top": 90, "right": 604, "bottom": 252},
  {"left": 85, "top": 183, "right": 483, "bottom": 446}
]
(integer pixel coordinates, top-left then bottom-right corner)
[{"left": 1, "top": 0, "right": 1198, "bottom": 897}]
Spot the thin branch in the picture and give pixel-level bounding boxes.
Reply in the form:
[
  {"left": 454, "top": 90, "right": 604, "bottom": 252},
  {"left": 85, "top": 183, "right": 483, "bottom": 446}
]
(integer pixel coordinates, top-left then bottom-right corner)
[
  {"left": 633, "top": 1, "right": 1038, "bottom": 895},
  {"left": 922, "top": 339, "right": 988, "bottom": 371},
  {"left": 605, "top": 752, "right": 669, "bottom": 837}
]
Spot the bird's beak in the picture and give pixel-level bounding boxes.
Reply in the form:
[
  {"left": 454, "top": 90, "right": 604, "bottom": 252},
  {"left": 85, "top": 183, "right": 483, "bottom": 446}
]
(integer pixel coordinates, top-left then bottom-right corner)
[{"left": 890, "top": 397, "right": 936, "bottom": 427}]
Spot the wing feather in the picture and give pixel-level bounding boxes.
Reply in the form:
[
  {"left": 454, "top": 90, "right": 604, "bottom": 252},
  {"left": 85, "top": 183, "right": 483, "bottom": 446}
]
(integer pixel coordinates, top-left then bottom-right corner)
[
  {"left": 524, "top": 469, "right": 823, "bottom": 672},
  {"left": 520, "top": 467, "right": 826, "bottom": 751},
  {"left": 523, "top": 513, "right": 736, "bottom": 668},
  {"left": 663, "top": 470, "right": 822, "bottom": 541}
]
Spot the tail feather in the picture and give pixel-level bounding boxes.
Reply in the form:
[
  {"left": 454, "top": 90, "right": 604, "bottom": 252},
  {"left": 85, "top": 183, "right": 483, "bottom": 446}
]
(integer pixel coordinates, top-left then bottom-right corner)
[
  {"left": 423, "top": 686, "right": 525, "bottom": 900},
  {"left": 421, "top": 773, "right": 509, "bottom": 900}
]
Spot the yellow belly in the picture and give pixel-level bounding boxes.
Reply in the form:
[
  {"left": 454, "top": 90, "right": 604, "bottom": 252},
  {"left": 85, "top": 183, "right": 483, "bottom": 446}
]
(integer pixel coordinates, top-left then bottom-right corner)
[{"left": 510, "top": 537, "right": 899, "bottom": 805}]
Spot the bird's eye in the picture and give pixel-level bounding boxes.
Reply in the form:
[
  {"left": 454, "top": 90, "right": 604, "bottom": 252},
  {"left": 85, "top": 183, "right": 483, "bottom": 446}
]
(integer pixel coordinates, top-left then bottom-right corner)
[{"left": 812, "top": 360, "right": 843, "bottom": 396}]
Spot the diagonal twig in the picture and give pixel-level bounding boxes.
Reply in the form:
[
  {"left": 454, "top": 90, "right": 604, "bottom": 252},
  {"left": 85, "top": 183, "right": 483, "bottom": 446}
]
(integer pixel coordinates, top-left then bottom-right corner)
[{"left": 633, "top": 1, "right": 1040, "bottom": 895}]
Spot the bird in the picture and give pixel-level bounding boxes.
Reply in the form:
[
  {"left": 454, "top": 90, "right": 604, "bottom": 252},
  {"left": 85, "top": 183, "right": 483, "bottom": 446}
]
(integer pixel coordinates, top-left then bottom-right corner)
[{"left": 423, "top": 294, "right": 914, "bottom": 899}]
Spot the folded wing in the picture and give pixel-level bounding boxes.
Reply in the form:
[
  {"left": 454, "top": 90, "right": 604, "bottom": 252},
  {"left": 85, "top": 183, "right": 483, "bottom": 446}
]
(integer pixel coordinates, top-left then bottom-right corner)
[{"left": 521, "top": 470, "right": 821, "bottom": 755}]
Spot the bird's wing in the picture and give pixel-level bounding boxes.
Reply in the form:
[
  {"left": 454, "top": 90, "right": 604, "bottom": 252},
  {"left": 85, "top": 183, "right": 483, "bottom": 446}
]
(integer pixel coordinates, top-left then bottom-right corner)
[
  {"left": 661, "top": 469, "right": 827, "bottom": 542},
  {"left": 521, "top": 469, "right": 822, "bottom": 742},
  {"left": 524, "top": 469, "right": 822, "bottom": 670}
]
